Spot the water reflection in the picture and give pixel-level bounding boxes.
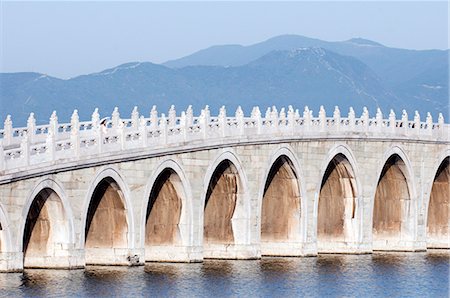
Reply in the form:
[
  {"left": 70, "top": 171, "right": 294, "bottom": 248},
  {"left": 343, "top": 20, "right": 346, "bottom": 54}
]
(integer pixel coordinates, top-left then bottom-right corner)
[{"left": 0, "top": 251, "right": 448, "bottom": 297}]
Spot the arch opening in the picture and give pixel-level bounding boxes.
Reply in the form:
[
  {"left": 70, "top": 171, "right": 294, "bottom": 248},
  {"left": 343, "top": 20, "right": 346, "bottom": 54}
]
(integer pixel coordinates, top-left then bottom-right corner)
[
  {"left": 145, "top": 168, "right": 183, "bottom": 248},
  {"left": 204, "top": 160, "right": 240, "bottom": 245},
  {"left": 427, "top": 157, "right": 449, "bottom": 248},
  {"left": 317, "top": 154, "right": 357, "bottom": 250},
  {"left": 85, "top": 177, "right": 128, "bottom": 264},
  {"left": 23, "top": 188, "right": 70, "bottom": 268},
  {"left": 373, "top": 154, "right": 411, "bottom": 246},
  {"left": 261, "top": 156, "right": 301, "bottom": 242}
]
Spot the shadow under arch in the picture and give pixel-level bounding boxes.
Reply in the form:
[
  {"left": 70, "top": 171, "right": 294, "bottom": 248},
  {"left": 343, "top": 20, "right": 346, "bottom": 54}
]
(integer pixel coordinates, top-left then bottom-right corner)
[
  {"left": 82, "top": 167, "right": 134, "bottom": 265},
  {"left": 426, "top": 156, "right": 449, "bottom": 248},
  {"left": 19, "top": 178, "right": 76, "bottom": 268},
  {"left": 317, "top": 152, "right": 359, "bottom": 252},
  {"left": 372, "top": 149, "right": 416, "bottom": 250},
  {"left": 261, "top": 155, "right": 301, "bottom": 242},
  {"left": 201, "top": 150, "right": 252, "bottom": 258}
]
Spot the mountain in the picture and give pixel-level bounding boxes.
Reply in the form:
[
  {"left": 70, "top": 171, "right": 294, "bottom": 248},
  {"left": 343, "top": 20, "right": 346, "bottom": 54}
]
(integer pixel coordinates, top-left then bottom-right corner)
[
  {"left": 1, "top": 47, "right": 418, "bottom": 126},
  {"left": 164, "top": 34, "right": 449, "bottom": 100}
]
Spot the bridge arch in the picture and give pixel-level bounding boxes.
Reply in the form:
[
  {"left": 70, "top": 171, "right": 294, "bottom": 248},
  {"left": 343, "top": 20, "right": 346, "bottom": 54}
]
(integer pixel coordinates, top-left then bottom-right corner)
[
  {"left": 141, "top": 158, "right": 194, "bottom": 261},
  {"left": 19, "top": 178, "right": 75, "bottom": 268},
  {"left": 82, "top": 167, "right": 134, "bottom": 265},
  {"left": 258, "top": 146, "right": 306, "bottom": 255},
  {"left": 202, "top": 150, "right": 251, "bottom": 256},
  {"left": 425, "top": 150, "right": 450, "bottom": 248},
  {"left": 315, "top": 144, "right": 362, "bottom": 253},
  {"left": 372, "top": 146, "right": 417, "bottom": 250}
]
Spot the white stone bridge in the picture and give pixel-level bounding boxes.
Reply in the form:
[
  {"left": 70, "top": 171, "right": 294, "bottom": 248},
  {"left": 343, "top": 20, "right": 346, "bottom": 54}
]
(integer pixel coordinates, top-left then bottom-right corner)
[{"left": 0, "top": 105, "right": 448, "bottom": 271}]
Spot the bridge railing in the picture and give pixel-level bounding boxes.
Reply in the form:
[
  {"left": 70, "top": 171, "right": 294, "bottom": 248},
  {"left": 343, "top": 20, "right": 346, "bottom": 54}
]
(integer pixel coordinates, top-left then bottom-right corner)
[{"left": 0, "top": 105, "right": 448, "bottom": 172}]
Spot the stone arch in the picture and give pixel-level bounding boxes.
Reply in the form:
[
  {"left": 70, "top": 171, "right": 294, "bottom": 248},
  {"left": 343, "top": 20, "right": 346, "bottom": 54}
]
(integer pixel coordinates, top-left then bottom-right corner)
[
  {"left": 259, "top": 146, "right": 305, "bottom": 255},
  {"left": 19, "top": 178, "right": 75, "bottom": 268},
  {"left": 202, "top": 150, "right": 250, "bottom": 250},
  {"left": 372, "top": 146, "right": 416, "bottom": 250},
  {"left": 316, "top": 145, "right": 361, "bottom": 252},
  {"left": 141, "top": 158, "right": 194, "bottom": 261},
  {"left": 426, "top": 154, "right": 449, "bottom": 248},
  {"left": 82, "top": 167, "right": 134, "bottom": 265}
]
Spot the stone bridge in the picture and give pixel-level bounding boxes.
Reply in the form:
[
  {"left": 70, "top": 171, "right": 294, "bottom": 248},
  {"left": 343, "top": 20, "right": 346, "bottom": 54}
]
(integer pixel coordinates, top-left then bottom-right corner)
[{"left": 0, "top": 105, "right": 448, "bottom": 271}]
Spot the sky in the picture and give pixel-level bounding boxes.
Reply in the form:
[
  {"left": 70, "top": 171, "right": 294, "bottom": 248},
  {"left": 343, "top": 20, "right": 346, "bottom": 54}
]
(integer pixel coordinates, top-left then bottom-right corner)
[{"left": 0, "top": 1, "right": 448, "bottom": 78}]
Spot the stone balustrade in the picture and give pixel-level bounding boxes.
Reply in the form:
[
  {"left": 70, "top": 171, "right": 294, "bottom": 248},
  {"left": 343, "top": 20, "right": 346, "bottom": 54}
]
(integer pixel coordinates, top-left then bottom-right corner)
[{"left": 0, "top": 105, "right": 448, "bottom": 174}]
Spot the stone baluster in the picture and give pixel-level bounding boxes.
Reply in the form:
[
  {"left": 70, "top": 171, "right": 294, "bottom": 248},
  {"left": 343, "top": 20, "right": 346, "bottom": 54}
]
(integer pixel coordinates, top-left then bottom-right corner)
[
  {"left": 333, "top": 106, "right": 341, "bottom": 130},
  {"left": 401, "top": 110, "right": 408, "bottom": 134},
  {"left": 348, "top": 107, "right": 355, "bottom": 130},
  {"left": 180, "top": 111, "right": 188, "bottom": 142},
  {"left": 265, "top": 107, "right": 271, "bottom": 129},
  {"left": 438, "top": 113, "right": 444, "bottom": 137},
  {"left": 70, "top": 110, "right": 80, "bottom": 157},
  {"left": 21, "top": 131, "right": 30, "bottom": 166},
  {"left": 376, "top": 108, "right": 383, "bottom": 129},
  {"left": 186, "top": 105, "right": 193, "bottom": 127},
  {"left": 287, "top": 105, "right": 295, "bottom": 132},
  {"left": 150, "top": 106, "right": 158, "bottom": 129},
  {"left": 236, "top": 106, "right": 244, "bottom": 135},
  {"left": 361, "top": 107, "right": 369, "bottom": 131},
  {"left": 27, "top": 113, "right": 36, "bottom": 143},
  {"left": 271, "top": 106, "right": 279, "bottom": 129},
  {"left": 3, "top": 115, "right": 12, "bottom": 146},
  {"left": 139, "top": 115, "right": 148, "bottom": 147},
  {"left": 251, "top": 106, "right": 262, "bottom": 134},
  {"left": 131, "top": 106, "right": 139, "bottom": 129},
  {"left": 160, "top": 113, "right": 167, "bottom": 144},
  {"left": 111, "top": 107, "right": 120, "bottom": 129},
  {"left": 279, "top": 107, "right": 286, "bottom": 127},
  {"left": 319, "top": 106, "right": 326, "bottom": 131},
  {"left": 414, "top": 111, "right": 421, "bottom": 134},
  {"left": 45, "top": 129, "right": 55, "bottom": 161},
  {"left": 200, "top": 106, "right": 210, "bottom": 139},
  {"left": 303, "top": 106, "right": 311, "bottom": 130},
  {"left": 426, "top": 112, "right": 433, "bottom": 134},
  {"left": 47, "top": 112, "right": 57, "bottom": 159},
  {"left": 91, "top": 108, "right": 100, "bottom": 129},
  {"left": 389, "top": 109, "right": 396, "bottom": 132},
  {"left": 168, "top": 105, "right": 176, "bottom": 127},
  {"left": 49, "top": 111, "right": 58, "bottom": 138},
  {"left": 91, "top": 108, "right": 102, "bottom": 153},
  {"left": 219, "top": 106, "right": 227, "bottom": 137}
]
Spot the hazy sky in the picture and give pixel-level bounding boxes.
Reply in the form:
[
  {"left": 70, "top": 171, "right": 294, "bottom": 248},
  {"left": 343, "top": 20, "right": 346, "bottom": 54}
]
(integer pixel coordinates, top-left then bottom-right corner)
[{"left": 1, "top": 1, "right": 448, "bottom": 78}]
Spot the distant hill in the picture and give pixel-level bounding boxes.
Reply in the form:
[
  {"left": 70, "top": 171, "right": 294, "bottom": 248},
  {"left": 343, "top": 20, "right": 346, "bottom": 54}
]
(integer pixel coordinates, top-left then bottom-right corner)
[{"left": 0, "top": 35, "right": 448, "bottom": 126}]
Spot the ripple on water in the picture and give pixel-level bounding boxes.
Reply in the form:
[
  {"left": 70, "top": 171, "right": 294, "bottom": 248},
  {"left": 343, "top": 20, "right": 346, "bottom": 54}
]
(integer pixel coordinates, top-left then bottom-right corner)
[{"left": 0, "top": 251, "right": 448, "bottom": 297}]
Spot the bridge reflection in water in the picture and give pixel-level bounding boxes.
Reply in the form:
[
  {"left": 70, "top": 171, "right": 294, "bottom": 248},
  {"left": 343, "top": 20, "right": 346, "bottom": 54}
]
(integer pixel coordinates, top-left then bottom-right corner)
[
  {"left": 0, "top": 105, "right": 449, "bottom": 271},
  {"left": 0, "top": 252, "right": 448, "bottom": 296}
]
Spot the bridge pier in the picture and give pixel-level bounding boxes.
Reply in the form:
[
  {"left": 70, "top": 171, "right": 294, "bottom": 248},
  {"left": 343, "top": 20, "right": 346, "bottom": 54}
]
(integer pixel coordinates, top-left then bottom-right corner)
[{"left": 0, "top": 252, "right": 22, "bottom": 272}]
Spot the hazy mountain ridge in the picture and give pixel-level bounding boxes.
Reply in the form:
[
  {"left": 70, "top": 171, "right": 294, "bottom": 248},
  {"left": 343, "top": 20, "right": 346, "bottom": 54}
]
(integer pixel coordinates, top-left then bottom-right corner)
[{"left": 1, "top": 35, "right": 448, "bottom": 125}]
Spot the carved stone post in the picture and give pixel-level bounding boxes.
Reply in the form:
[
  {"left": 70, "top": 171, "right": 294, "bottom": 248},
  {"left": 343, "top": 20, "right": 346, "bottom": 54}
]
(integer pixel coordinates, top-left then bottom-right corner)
[
  {"left": 139, "top": 116, "right": 148, "bottom": 147},
  {"left": 160, "top": 113, "right": 167, "bottom": 144},
  {"left": 27, "top": 113, "right": 36, "bottom": 144},
  {"left": 219, "top": 106, "right": 227, "bottom": 137},
  {"left": 333, "top": 106, "right": 341, "bottom": 131},
  {"left": 319, "top": 106, "right": 326, "bottom": 132},
  {"left": 70, "top": 110, "right": 80, "bottom": 157},
  {"left": 389, "top": 109, "right": 396, "bottom": 133},
  {"left": 3, "top": 115, "right": 12, "bottom": 147},
  {"left": 131, "top": 106, "right": 139, "bottom": 129},
  {"left": 348, "top": 107, "right": 355, "bottom": 131},
  {"left": 251, "top": 106, "right": 262, "bottom": 135},
  {"left": 21, "top": 131, "right": 30, "bottom": 166},
  {"left": 236, "top": 106, "right": 244, "bottom": 135}
]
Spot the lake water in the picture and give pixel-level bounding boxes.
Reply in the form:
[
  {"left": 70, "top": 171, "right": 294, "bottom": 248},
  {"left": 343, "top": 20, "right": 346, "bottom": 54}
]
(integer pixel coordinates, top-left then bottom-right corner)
[{"left": 1, "top": 251, "right": 448, "bottom": 297}]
